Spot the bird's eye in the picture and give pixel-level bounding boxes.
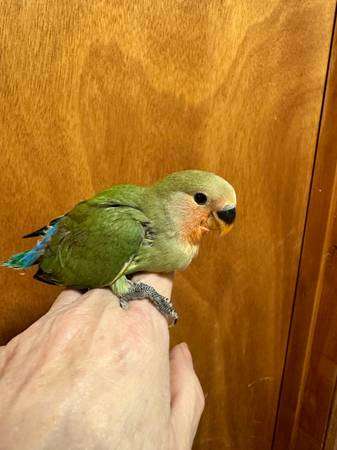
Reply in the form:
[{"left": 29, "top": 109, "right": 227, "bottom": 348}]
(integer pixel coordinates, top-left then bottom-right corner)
[{"left": 194, "top": 192, "right": 208, "bottom": 205}]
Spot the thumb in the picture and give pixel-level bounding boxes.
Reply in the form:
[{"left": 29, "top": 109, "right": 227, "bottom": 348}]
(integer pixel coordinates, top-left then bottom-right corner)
[{"left": 169, "top": 343, "right": 205, "bottom": 450}]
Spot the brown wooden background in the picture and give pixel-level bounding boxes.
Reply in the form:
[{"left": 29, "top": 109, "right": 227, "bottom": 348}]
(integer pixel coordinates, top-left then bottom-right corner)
[
  {"left": 274, "top": 11, "right": 337, "bottom": 450},
  {"left": 0, "top": 2, "right": 336, "bottom": 449}
]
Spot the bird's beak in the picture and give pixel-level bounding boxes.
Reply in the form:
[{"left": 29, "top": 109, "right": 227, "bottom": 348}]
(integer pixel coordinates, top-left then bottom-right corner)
[{"left": 207, "top": 204, "right": 236, "bottom": 236}]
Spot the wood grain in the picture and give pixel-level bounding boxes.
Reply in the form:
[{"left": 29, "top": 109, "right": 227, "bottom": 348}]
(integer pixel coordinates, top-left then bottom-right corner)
[
  {"left": 0, "top": 2, "right": 335, "bottom": 449},
  {"left": 273, "top": 10, "right": 337, "bottom": 449},
  {"left": 326, "top": 389, "right": 337, "bottom": 450}
]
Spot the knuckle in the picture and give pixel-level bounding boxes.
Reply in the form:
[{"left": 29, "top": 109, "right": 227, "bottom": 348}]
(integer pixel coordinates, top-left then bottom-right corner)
[
  {"left": 83, "top": 288, "right": 117, "bottom": 304},
  {"left": 82, "top": 288, "right": 109, "bottom": 303}
]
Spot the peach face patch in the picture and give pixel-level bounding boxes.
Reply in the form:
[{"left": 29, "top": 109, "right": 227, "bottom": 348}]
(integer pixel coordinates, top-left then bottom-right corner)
[{"left": 178, "top": 201, "right": 211, "bottom": 245}]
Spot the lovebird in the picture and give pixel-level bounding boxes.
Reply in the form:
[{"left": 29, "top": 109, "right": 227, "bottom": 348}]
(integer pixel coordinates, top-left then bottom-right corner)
[{"left": 3, "top": 170, "right": 236, "bottom": 324}]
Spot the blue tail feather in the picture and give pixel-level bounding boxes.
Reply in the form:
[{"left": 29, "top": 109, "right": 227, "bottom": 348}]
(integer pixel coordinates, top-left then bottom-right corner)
[
  {"left": 2, "top": 222, "right": 60, "bottom": 270},
  {"left": 3, "top": 248, "right": 42, "bottom": 269}
]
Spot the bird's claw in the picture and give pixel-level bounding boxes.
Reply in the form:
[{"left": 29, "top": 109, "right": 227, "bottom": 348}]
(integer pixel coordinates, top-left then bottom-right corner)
[{"left": 118, "top": 281, "right": 178, "bottom": 326}]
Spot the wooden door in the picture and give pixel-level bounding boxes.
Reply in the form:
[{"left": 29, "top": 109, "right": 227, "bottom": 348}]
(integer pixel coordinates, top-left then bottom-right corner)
[
  {"left": 0, "top": 2, "right": 335, "bottom": 449},
  {"left": 274, "top": 13, "right": 337, "bottom": 450}
]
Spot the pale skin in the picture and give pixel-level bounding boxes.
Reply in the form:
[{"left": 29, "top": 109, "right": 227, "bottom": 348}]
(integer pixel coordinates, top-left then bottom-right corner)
[{"left": 0, "top": 273, "right": 205, "bottom": 450}]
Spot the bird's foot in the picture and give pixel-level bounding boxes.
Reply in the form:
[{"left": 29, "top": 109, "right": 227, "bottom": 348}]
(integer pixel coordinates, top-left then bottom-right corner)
[
  {"left": 119, "top": 297, "right": 129, "bottom": 310},
  {"left": 119, "top": 282, "right": 178, "bottom": 326}
]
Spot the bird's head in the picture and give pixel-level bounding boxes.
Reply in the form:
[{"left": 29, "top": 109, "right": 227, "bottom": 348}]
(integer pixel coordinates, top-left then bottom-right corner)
[{"left": 153, "top": 170, "right": 236, "bottom": 245}]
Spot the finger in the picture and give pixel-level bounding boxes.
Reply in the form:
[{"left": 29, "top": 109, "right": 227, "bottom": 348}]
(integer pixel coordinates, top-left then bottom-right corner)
[
  {"left": 50, "top": 288, "right": 121, "bottom": 321},
  {"left": 49, "top": 289, "right": 83, "bottom": 312},
  {"left": 127, "top": 273, "right": 174, "bottom": 328},
  {"left": 69, "top": 289, "right": 121, "bottom": 320},
  {"left": 131, "top": 272, "right": 174, "bottom": 298},
  {"left": 169, "top": 343, "right": 205, "bottom": 449}
]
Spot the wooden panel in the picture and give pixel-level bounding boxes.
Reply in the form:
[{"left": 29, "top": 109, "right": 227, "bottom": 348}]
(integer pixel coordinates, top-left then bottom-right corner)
[
  {"left": 326, "top": 389, "right": 337, "bottom": 450},
  {"left": 0, "top": 2, "right": 335, "bottom": 449},
  {"left": 273, "top": 9, "right": 337, "bottom": 450}
]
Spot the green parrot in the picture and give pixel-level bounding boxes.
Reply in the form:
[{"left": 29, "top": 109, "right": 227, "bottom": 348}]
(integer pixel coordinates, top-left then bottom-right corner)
[{"left": 3, "top": 170, "right": 236, "bottom": 324}]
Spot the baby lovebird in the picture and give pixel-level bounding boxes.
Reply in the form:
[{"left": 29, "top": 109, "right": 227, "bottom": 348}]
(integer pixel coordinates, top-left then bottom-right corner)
[{"left": 3, "top": 170, "right": 236, "bottom": 324}]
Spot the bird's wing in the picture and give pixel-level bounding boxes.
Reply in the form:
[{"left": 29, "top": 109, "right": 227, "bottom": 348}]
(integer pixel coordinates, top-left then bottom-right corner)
[{"left": 37, "top": 204, "right": 153, "bottom": 288}]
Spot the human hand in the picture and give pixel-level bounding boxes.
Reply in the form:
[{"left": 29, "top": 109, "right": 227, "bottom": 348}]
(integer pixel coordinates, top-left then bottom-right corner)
[{"left": 0, "top": 273, "right": 204, "bottom": 450}]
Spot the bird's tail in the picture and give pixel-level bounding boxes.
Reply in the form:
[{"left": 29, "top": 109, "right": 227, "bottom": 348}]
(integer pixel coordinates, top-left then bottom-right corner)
[
  {"left": 2, "top": 248, "right": 42, "bottom": 269},
  {"left": 2, "top": 219, "right": 61, "bottom": 270}
]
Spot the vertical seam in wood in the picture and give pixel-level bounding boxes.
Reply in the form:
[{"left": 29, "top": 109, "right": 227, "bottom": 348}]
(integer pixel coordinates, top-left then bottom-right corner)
[
  {"left": 271, "top": 2, "right": 337, "bottom": 449},
  {"left": 324, "top": 370, "right": 337, "bottom": 450},
  {"left": 292, "top": 156, "right": 337, "bottom": 449},
  {"left": 322, "top": 200, "right": 337, "bottom": 450},
  {"left": 288, "top": 6, "right": 337, "bottom": 447}
]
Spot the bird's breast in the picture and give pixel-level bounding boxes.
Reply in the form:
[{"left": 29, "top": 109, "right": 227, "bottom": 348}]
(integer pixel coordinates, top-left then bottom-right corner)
[{"left": 177, "top": 241, "right": 199, "bottom": 270}]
